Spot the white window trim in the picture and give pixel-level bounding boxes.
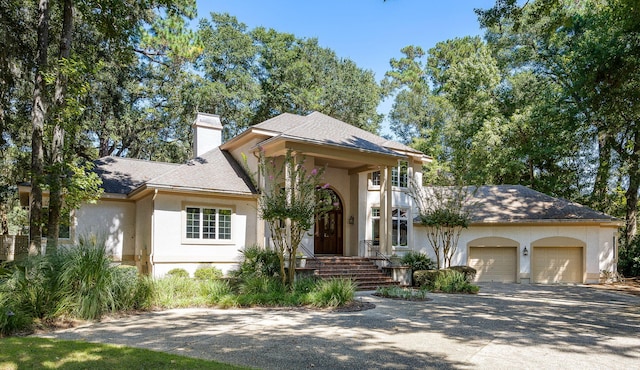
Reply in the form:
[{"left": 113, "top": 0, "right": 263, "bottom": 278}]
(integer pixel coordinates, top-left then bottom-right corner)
[
  {"left": 182, "top": 205, "right": 234, "bottom": 245},
  {"left": 370, "top": 206, "right": 410, "bottom": 248},
  {"left": 368, "top": 161, "right": 409, "bottom": 190}
]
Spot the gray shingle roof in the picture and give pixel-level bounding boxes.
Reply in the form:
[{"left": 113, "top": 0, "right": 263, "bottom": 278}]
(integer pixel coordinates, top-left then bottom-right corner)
[
  {"left": 469, "top": 185, "right": 616, "bottom": 222},
  {"left": 94, "top": 149, "right": 255, "bottom": 196},
  {"left": 148, "top": 148, "right": 255, "bottom": 195},
  {"left": 94, "top": 157, "right": 179, "bottom": 194},
  {"left": 253, "top": 111, "right": 423, "bottom": 156}
]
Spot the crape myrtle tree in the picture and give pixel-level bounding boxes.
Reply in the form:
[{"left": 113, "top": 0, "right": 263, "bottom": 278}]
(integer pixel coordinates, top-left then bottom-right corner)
[
  {"left": 408, "top": 176, "right": 474, "bottom": 269},
  {"left": 255, "top": 149, "right": 333, "bottom": 287}
]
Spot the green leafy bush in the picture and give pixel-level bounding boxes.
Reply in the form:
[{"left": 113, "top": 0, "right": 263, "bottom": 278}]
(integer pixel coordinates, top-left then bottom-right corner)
[
  {"left": 200, "top": 279, "right": 234, "bottom": 304},
  {"left": 619, "top": 236, "right": 640, "bottom": 277},
  {"left": 432, "top": 270, "right": 479, "bottom": 294},
  {"left": 153, "top": 275, "right": 204, "bottom": 308},
  {"left": 308, "top": 278, "right": 356, "bottom": 307},
  {"left": 111, "top": 266, "right": 155, "bottom": 311},
  {"left": 232, "top": 245, "right": 281, "bottom": 279},
  {"left": 166, "top": 268, "right": 189, "bottom": 278},
  {"left": 400, "top": 251, "right": 435, "bottom": 271},
  {"left": 449, "top": 266, "right": 477, "bottom": 282},
  {"left": 413, "top": 269, "right": 440, "bottom": 288},
  {"left": 236, "top": 276, "right": 287, "bottom": 306},
  {"left": 194, "top": 266, "right": 223, "bottom": 280}
]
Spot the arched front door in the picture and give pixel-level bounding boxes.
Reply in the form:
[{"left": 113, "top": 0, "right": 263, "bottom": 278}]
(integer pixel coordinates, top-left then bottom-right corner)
[{"left": 314, "top": 189, "right": 343, "bottom": 255}]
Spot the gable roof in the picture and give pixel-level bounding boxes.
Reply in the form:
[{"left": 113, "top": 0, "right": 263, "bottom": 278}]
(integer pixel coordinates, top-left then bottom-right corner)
[
  {"left": 469, "top": 185, "right": 618, "bottom": 223},
  {"left": 94, "top": 157, "right": 179, "bottom": 195},
  {"left": 146, "top": 148, "right": 256, "bottom": 195},
  {"left": 248, "top": 111, "right": 425, "bottom": 158},
  {"left": 94, "top": 149, "right": 255, "bottom": 197}
]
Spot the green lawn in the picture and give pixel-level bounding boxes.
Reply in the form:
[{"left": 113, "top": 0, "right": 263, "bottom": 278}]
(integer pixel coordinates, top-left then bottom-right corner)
[{"left": 0, "top": 337, "right": 250, "bottom": 370}]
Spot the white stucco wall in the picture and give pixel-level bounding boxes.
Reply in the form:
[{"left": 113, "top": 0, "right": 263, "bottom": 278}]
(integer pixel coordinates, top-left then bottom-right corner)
[
  {"left": 413, "top": 223, "right": 618, "bottom": 284},
  {"left": 135, "top": 194, "right": 153, "bottom": 274},
  {"left": 150, "top": 192, "right": 257, "bottom": 277},
  {"left": 75, "top": 200, "right": 136, "bottom": 263}
]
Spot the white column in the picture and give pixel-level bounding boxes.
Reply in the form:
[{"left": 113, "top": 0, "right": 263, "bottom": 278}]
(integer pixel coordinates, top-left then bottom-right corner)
[{"left": 379, "top": 166, "right": 393, "bottom": 255}]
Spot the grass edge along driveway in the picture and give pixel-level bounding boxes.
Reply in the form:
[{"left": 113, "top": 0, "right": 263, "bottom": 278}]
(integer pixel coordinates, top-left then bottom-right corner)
[{"left": 0, "top": 336, "right": 251, "bottom": 370}]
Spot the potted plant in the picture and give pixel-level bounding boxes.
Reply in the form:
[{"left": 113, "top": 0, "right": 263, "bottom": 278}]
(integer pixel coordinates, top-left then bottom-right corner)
[{"left": 295, "top": 252, "right": 307, "bottom": 268}]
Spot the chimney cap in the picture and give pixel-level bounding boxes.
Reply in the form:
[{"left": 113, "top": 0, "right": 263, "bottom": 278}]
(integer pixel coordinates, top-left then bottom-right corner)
[{"left": 193, "top": 112, "right": 223, "bottom": 129}]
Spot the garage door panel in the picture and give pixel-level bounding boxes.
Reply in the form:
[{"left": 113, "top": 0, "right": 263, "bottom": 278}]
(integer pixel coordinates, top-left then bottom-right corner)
[
  {"left": 469, "top": 247, "right": 517, "bottom": 283},
  {"left": 532, "top": 247, "right": 582, "bottom": 283}
]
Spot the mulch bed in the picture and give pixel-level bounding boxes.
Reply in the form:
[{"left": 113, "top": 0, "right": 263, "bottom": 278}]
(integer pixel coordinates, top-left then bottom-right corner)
[{"left": 590, "top": 277, "right": 640, "bottom": 297}]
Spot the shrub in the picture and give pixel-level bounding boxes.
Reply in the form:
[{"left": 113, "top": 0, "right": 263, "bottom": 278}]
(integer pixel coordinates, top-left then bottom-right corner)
[
  {"left": 401, "top": 251, "right": 435, "bottom": 271},
  {"left": 236, "top": 276, "right": 287, "bottom": 306},
  {"left": 56, "top": 236, "right": 120, "bottom": 320},
  {"left": 194, "top": 266, "right": 223, "bottom": 281},
  {"left": 432, "top": 270, "right": 479, "bottom": 294},
  {"left": 619, "top": 236, "right": 640, "bottom": 277},
  {"left": 233, "top": 245, "right": 281, "bottom": 279},
  {"left": 413, "top": 269, "right": 440, "bottom": 289},
  {"left": 111, "top": 266, "right": 155, "bottom": 311},
  {"left": 153, "top": 275, "right": 204, "bottom": 308},
  {"left": 449, "top": 266, "right": 477, "bottom": 283},
  {"left": 0, "top": 290, "right": 33, "bottom": 336},
  {"left": 200, "top": 279, "right": 234, "bottom": 304},
  {"left": 308, "top": 278, "right": 356, "bottom": 307},
  {"left": 166, "top": 268, "right": 189, "bottom": 278}
]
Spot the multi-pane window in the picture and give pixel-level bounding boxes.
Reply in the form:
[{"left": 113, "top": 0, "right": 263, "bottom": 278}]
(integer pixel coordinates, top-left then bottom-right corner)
[
  {"left": 186, "top": 207, "right": 232, "bottom": 240},
  {"left": 392, "top": 208, "right": 408, "bottom": 247},
  {"left": 371, "top": 161, "right": 408, "bottom": 188},
  {"left": 371, "top": 207, "right": 408, "bottom": 247}
]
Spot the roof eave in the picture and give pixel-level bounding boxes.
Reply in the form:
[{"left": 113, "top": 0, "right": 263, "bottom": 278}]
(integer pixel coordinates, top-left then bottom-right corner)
[{"left": 145, "top": 184, "right": 257, "bottom": 198}]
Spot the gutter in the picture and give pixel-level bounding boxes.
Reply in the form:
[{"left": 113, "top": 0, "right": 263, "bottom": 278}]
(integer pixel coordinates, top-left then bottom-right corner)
[{"left": 127, "top": 183, "right": 258, "bottom": 200}]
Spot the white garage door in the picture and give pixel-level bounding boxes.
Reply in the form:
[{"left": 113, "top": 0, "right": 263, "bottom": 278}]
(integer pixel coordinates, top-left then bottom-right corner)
[
  {"left": 532, "top": 247, "right": 583, "bottom": 283},
  {"left": 468, "top": 247, "right": 517, "bottom": 283}
]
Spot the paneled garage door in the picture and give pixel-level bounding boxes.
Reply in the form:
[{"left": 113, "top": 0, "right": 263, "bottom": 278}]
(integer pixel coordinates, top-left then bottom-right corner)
[
  {"left": 468, "top": 247, "right": 517, "bottom": 283},
  {"left": 532, "top": 247, "right": 583, "bottom": 283}
]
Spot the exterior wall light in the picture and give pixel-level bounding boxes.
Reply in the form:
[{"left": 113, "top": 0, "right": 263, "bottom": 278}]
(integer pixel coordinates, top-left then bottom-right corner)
[
  {"left": 349, "top": 216, "right": 354, "bottom": 224},
  {"left": 523, "top": 246, "right": 529, "bottom": 256}
]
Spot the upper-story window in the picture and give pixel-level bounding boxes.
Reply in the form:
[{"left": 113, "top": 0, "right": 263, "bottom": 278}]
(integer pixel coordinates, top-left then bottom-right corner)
[{"left": 370, "top": 161, "right": 408, "bottom": 188}]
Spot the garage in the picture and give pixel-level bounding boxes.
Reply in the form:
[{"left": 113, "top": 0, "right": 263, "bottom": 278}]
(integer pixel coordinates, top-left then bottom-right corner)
[
  {"left": 468, "top": 247, "right": 517, "bottom": 283},
  {"left": 532, "top": 247, "right": 583, "bottom": 283}
]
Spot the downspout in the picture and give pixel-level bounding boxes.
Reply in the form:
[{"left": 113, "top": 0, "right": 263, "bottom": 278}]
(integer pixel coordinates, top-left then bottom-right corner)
[{"left": 149, "top": 189, "right": 158, "bottom": 276}]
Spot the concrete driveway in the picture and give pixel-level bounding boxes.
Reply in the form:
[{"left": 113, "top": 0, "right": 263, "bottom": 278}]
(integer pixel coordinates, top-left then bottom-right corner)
[{"left": 39, "top": 284, "right": 640, "bottom": 369}]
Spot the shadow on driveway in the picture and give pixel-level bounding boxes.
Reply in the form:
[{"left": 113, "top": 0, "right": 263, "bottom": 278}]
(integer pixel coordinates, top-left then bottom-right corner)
[{"left": 38, "top": 284, "right": 640, "bottom": 369}]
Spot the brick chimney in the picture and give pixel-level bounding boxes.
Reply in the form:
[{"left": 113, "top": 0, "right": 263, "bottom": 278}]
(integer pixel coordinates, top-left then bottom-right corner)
[{"left": 192, "top": 113, "right": 223, "bottom": 157}]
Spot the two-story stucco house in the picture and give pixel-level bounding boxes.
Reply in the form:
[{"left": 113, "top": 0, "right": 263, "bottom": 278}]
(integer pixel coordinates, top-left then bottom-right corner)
[{"left": 20, "top": 112, "right": 621, "bottom": 284}]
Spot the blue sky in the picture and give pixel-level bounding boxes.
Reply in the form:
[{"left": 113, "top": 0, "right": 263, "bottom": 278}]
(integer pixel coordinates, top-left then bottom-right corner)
[{"left": 195, "top": 0, "right": 497, "bottom": 135}]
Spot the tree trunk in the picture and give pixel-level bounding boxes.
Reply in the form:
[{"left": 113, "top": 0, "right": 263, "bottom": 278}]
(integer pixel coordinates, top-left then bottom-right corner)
[
  {"left": 624, "top": 132, "right": 640, "bottom": 244},
  {"left": 29, "top": 0, "right": 51, "bottom": 255},
  {"left": 593, "top": 129, "right": 612, "bottom": 209},
  {"left": 46, "top": 0, "right": 74, "bottom": 254}
]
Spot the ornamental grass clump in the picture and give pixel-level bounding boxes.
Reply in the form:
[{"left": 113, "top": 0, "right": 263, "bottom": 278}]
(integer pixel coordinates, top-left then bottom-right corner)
[
  {"left": 432, "top": 270, "right": 479, "bottom": 294},
  {"left": 0, "top": 236, "right": 156, "bottom": 335},
  {"left": 309, "top": 278, "right": 356, "bottom": 307}
]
